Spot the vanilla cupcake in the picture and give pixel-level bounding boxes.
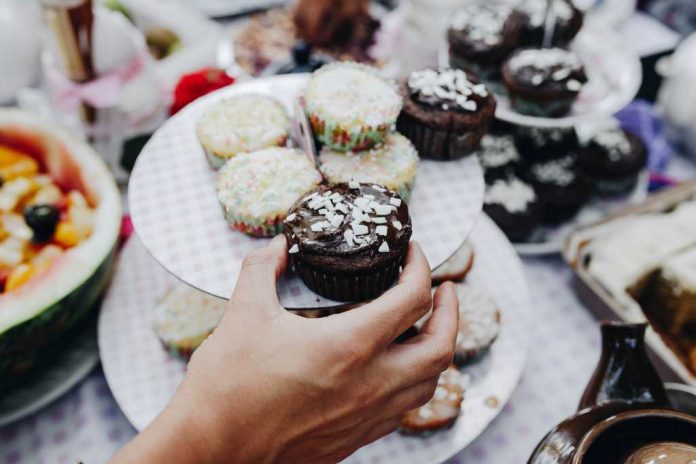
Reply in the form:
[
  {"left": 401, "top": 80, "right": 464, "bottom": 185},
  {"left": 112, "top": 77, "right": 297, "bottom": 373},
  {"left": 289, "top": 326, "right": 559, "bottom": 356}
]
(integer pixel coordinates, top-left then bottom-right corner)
[
  {"left": 305, "top": 62, "right": 402, "bottom": 152},
  {"left": 197, "top": 95, "right": 289, "bottom": 169},
  {"left": 217, "top": 147, "right": 322, "bottom": 237},
  {"left": 153, "top": 284, "right": 226, "bottom": 359},
  {"left": 318, "top": 133, "right": 419, "bottom": 201}
]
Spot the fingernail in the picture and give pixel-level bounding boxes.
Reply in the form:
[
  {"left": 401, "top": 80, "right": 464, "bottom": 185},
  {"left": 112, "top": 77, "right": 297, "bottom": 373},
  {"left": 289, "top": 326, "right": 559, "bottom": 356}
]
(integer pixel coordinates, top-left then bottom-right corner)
[{"left": 270, "top": 235, "right": 286, "bottom": 246}]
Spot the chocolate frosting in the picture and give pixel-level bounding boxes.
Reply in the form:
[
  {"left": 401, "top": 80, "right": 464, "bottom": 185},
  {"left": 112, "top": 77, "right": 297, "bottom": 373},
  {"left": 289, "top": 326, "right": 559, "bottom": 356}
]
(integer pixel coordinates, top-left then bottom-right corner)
[{"left": 284, "top": 183, "right": 411, "bottom": 256}]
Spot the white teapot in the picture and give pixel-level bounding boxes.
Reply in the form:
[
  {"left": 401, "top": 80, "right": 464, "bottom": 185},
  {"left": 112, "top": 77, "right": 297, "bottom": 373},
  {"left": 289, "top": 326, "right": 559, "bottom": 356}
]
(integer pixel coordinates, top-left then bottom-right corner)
[{"left": 657, "top": 33, "right": 696, "bottom": 159}]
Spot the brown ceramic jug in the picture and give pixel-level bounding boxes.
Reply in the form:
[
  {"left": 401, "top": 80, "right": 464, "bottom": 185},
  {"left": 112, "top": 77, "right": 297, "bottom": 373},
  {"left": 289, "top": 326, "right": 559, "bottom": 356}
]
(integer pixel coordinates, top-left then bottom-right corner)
[
  {"left": 527, "top": 321, "right": 696, "bottom": 464},
  {"left": 578, "top": 322, "right": 668, "bottom": 410}
]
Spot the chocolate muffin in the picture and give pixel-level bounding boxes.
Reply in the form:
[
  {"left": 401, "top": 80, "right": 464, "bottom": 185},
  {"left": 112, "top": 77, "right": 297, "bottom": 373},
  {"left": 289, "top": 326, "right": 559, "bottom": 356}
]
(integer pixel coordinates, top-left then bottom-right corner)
[
  {"left": 397, "top": 68, "right": 496, "bottom": 160},
  {"left": 284, "top": 182, "right": 412, "bottom": 301},
  {"left": 577, "top": 126, "right": 648, "bottom": 195},
  {"left": 483, "top": 175, "right": 540, "bottom": 242},
  {"left": 520, "top": 155, "right": 592, "bottom": 223},
  {"left": 514, "top": 0, "right": 583, "bottom": 47},
  {"left": 514, "top": 125, "right": 579, "bottom": 164},
  {"left": 502, "top": 48, "right": 587, "bottom": 117},
  {"left": 447, "top": 3, "right": 524, "bottom": 89},
  {"left": 476, "top": 133, "right": 520, "bottom": 182}
]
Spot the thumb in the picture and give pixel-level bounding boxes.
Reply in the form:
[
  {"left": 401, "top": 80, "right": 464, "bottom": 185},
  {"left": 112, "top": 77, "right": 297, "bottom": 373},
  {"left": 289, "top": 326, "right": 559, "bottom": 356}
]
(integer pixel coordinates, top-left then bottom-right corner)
[{"left": 229, "top": 235, "right": 288, "bottom": 311}]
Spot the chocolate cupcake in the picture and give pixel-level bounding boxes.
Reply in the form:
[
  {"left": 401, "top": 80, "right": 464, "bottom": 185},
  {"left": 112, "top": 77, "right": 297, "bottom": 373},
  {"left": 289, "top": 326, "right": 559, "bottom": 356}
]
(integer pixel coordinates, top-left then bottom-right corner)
[
  {"left": 397, "top": 68, "right": 496, "bottom": 160},
  {"left": 514, "top": 0, "right": 583, "bottom": 47},
  {"left": 520, "top": 155, "right": 592, "bottom": 223},
  {"left": 284, "top": 182, "right": 412, "bottom": 302},
  {"left": 447, "top": 3, "right": 524, "bottom": 89},
  {"left": 483, "top": 176, "right": 540, "bottom": 242},
  {"left": 577, "top": 125, "right": 648, "bottom": 195},
  {"left": 476, "top": 133, "right": 520, "bottom": 182},
  {"left": 502, "top": 48, "right": 587, "bottom": 117},
  {"left": 514, "top": 125, "right": 579, "bottom": 164}
]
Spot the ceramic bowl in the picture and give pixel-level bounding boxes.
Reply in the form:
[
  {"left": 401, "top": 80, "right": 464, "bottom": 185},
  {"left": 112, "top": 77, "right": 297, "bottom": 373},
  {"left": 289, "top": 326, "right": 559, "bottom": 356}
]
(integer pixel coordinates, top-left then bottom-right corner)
[{"left": 572, "top": 408, "right": 696, "bottom": 464}]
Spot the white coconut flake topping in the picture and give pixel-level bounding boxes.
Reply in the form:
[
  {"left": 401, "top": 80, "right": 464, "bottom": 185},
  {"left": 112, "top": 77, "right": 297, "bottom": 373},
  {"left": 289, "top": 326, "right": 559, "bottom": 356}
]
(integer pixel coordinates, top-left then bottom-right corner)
[
  {"left": 450, "top": 4, "right": 512, "bottom": 46},
  {"left": 374, "top": 204, "right": 393, "bottom": 216},
  {"left": 379, "top": 242, "right": 390, "bottom": 253},
  {"left": 408, "top": 68, "right": 488, "bottom": 112},
  {"left": 485, "top": 178, "right": 536, "bottom": 213},
  {"left": 289, "top": 244, "right": 299, "bottom": 254},
  {"left": 508, "top": 48, "right": 582, "bottom": 74}
]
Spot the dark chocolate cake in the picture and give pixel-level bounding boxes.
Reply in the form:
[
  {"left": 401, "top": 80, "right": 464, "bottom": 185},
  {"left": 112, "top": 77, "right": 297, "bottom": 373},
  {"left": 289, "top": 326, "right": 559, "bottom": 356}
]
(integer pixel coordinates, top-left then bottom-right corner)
[{"left": 284, "top": 182, "right": 411, "bottom": 301}]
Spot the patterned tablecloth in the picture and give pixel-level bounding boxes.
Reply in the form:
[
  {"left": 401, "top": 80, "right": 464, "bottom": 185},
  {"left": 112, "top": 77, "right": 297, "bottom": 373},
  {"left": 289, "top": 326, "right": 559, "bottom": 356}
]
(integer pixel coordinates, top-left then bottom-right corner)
[
  {"left": 0, "top": 256, "right": 602, "bottom": 464},
  {"left": 3, "top": 116, "right": 696, "bottom": 464}
]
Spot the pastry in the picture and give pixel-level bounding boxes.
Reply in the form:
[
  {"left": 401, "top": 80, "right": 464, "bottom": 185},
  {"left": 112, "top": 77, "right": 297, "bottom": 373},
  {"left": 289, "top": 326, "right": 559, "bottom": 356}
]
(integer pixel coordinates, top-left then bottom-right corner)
[
  {"left": 520, "top": 157, "right": 589, "bottom": 222},
  {"left": 580, "top": 202, "right": 696, "bottom": 376},
  {"left": 452, "top": 281, "right": 501, "bottom": 365},
  {"left": 476, "top": 133, "right": 520, "bottom": 182},
  {"left": 284, "top": 182, "right": 411, "bottom": 301},
  {"left": 577, "top": 124, "right": 648, "bottom": 195},
  {"left": 197, "top": 95, "right": 289, "bottom": 169},
  {"left": 520, "top": 155, "right": 592, "bottom": 223},
  {"left": 447, "top": 2, "right": 524, "bottom": 88},
  {"left": 216, "top": 147, "right": 321, "bottom": 237},
  {"left": 514, "top": 125, "right": 579, "bottom": 164},
  {"left": 304, "top": 62, "right": 402, "bottom": 152},
  {"left": 397, "top": 68, "right": 496, "bottom": 160},
  {"left": 399, "top": 366, "right": 468, "bottom": 435},
  {"left": 514, "top": 0, "right": 583, "bottom": 47},
  {"left": 502, "top": 47, "right": 587, "bottom": 117},
  {"left": 318, "top": 132, "right": 419, "bottom": 201},
  {"left": 153, "top": 283, "right": 226, "bottom": 359},
  {"left": 483, "top": 176, "right": 540, "bottom": 242},
  {"left": 431, "top": 241, "right": 475, "bottom": 285}
]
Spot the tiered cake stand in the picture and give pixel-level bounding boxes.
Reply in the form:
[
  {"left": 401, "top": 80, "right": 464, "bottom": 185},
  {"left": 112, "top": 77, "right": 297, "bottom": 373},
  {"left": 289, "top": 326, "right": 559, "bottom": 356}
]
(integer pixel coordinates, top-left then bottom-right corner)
[{"left": 99, "top": 72, "right": 533, "bottom": 462}]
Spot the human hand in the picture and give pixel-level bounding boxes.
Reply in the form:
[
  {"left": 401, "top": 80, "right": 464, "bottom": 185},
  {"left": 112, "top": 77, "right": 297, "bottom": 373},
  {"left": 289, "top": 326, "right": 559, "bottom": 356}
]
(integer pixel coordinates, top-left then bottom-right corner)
[{"left": 112, "top": 236, "right": 458, "bottom": 464}]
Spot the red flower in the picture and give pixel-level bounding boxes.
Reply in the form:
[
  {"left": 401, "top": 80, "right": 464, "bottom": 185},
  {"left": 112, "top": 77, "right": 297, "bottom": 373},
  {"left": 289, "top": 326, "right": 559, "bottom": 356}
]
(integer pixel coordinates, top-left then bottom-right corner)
[{"left": 170, "top": 67, "right": 235, "bottom": 115}]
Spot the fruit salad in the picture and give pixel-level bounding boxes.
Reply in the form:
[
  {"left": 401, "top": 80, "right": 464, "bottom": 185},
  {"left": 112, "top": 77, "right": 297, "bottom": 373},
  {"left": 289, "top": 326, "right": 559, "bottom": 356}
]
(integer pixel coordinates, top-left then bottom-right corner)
[{"left": 0, "top": 144, "right": 95, "bottom": 293}]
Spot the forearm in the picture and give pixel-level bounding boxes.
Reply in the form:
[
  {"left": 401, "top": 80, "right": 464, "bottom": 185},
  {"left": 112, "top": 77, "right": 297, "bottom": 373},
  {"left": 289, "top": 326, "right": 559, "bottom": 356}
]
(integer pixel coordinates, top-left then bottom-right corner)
[{"left": 110, "top": 401, "right": 208, "bottom": 464}]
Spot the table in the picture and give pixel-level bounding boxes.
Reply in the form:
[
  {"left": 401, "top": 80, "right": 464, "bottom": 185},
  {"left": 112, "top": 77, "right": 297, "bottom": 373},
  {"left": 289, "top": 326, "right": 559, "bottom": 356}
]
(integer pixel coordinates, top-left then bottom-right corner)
[
  {"left": 2, "top": 11, "right": 694, "bottom": 463},
  {"left": 0, "top": 254, "right": 603, "bottom": 464},
  {"left": 4, "top": 155, "right": 695, "bottom": 464}
]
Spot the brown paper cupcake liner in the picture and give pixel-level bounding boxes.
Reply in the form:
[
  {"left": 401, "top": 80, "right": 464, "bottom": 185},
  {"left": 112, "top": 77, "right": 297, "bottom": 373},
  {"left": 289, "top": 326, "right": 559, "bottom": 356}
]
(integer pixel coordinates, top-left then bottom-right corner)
[
  {"left": 397, "top": 113, "right": 484, "bottom": 161},
  {"left": 293, "top": 254, "right": 405, "bottom": 302}
]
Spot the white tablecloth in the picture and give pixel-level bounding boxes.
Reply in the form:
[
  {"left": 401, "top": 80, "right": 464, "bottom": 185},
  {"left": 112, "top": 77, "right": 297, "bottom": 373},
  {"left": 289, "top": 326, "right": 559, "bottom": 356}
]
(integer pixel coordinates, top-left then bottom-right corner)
[{"left": 0, "top": 257, "right": 603, "bottom": 464}]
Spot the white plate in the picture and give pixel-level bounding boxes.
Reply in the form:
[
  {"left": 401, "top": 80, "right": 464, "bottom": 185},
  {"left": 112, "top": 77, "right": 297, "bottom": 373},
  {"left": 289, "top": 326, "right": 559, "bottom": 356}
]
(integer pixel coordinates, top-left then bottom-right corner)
[
  {"left": 440, "top": 23, "right": 642, "bottom": 128},
  {"left": 128, "top": 74, "right": 485, "bottom": 307},
  {"left": 0, "top": 318, "right": 99, "bottom": 427},
  {"left": 98, "top": 215, "right": 531, "bottom": 463},
  {"left": 514, "top": 170, "right": 649, "bottom": 256}
]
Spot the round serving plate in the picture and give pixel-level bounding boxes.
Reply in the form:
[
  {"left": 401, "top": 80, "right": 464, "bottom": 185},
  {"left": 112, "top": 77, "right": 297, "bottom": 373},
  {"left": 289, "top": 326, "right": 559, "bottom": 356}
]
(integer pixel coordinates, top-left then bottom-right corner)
[
  {"left": 439, "top": 23, "right": 642, "bottom": 128},
  {"left": 513, "top": 170, "right": 649, "bottom": 256},
  {"left": 0, "top": 317, "right": 99, "bottom": 427},
  {"left": 128, "top": 73, "right": 485, "bottom": 308},
  {"left": 98, "top": 215, "right": 531, "bottom": 463}
]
